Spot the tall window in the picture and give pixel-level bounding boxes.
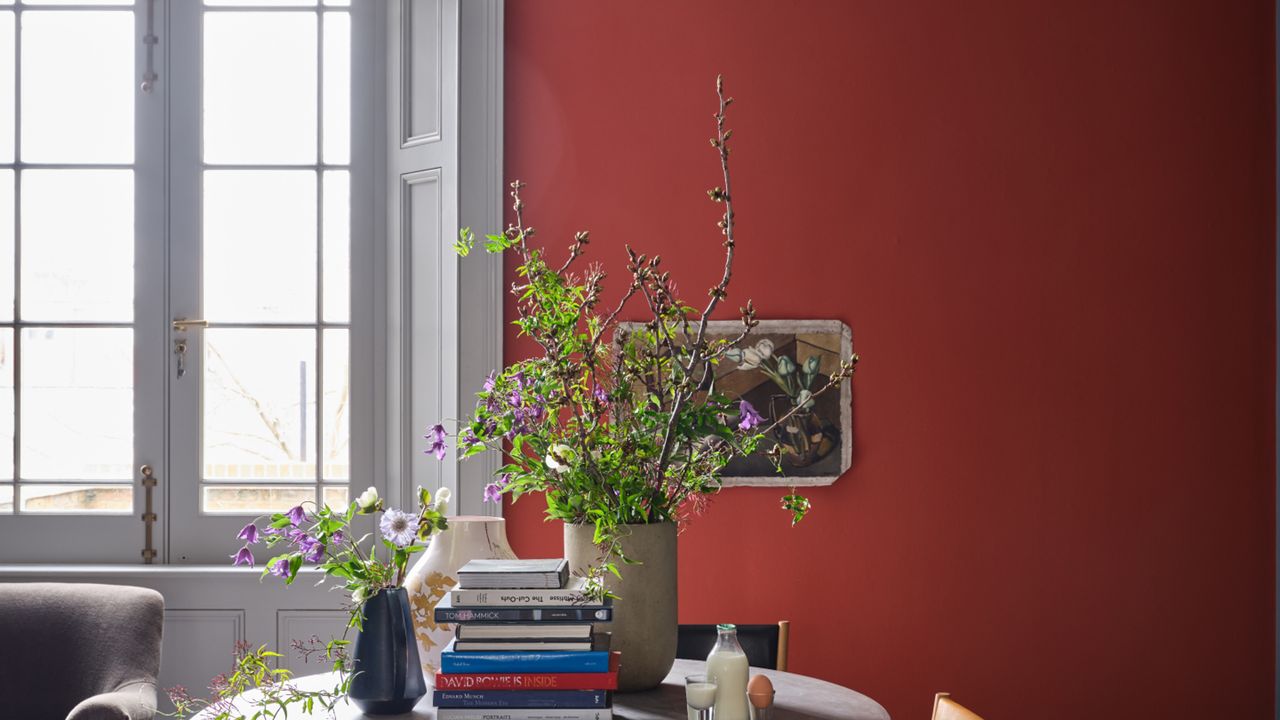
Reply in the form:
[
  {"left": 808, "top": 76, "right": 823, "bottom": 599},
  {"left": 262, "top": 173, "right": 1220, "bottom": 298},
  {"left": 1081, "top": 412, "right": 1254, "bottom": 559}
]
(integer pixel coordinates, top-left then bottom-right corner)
[
  {"left": 197, "top": 3, "right": 351, "bottom": 515},
  {"left": 0, "top": 4, "right": 137, "bottom": 516},
  {"left": 0, "top": 0, "right": 369, "bottom": 563}
]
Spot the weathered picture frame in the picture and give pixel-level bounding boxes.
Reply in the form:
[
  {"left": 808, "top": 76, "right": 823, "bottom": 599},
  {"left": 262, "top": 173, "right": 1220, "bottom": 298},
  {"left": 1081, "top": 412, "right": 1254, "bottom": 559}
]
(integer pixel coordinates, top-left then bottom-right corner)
[{"left": 618, "top": 319, "right": 853, "bottom": 487}]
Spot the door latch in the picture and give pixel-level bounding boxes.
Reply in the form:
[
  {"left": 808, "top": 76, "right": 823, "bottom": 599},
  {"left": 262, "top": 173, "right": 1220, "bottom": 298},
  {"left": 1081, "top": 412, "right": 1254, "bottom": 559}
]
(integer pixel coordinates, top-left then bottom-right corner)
[{"left": 172, "top": 318, "right": 208, "bottom": 378}]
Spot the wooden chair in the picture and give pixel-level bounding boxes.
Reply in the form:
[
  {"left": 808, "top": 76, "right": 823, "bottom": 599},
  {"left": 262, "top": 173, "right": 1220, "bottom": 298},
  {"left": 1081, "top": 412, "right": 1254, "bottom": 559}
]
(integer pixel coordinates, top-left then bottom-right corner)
[
  {"left": 676, "top": 621, "right": 791, "bottom": 670},
  {"left": 932, "top": 693, "right": 984, "bottom": 720}
]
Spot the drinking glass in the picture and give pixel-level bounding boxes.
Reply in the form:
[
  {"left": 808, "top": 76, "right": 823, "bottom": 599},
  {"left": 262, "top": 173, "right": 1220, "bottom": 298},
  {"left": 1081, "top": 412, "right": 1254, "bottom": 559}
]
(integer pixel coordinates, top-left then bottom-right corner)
[{"left": 686, "top": 674, "right": 718, "bottom": 720}]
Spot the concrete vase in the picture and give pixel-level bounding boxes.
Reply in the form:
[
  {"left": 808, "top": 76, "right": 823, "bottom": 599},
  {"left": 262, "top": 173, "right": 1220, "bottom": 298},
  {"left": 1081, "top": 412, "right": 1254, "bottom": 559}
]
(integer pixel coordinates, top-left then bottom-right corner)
[{"left": 564, "top": 521, "right": 677, "bottom": 692}]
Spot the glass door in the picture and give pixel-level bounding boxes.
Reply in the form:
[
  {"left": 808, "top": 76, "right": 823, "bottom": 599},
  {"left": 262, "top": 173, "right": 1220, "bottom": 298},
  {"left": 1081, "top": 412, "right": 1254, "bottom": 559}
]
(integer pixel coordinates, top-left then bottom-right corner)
[
  {"left": 0, "top": 0, "right": 165, "bottom": 563},
  {"left": 167, "top": 0, "right": 353, "bottom": 563}
]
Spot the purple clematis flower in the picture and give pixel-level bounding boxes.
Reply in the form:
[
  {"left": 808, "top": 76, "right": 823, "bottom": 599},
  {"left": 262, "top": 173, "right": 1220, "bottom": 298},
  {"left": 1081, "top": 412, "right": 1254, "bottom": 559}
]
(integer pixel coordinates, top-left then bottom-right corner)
[
  {"left": 482, "top": 483, "right": 502, "bottom": 503},
  {"left": 331, "top": 530, "right": 344, "bottom": 546},
  {"left": 237, "top": 523, "right": 259, "bottom": 545},
  {"left": 299, "top": 537, "right": 325, "bottom": 563},
  {"left": 459, "top": 428, "right": 481, "bottom": 453},
  {"left": 268, "top": 557, "right": 291, "bottom": 578},
  {"left": 482, "top": 473, "right": 512, "bottom": 504},
  {"left": 285, "top": 505, "right": 307, "bottom": 526},
  {"left": 426, "top": 424, "right": 448, "bottom": 460},
  {"left": 483, "top": 372, "right": 496, "bottom": 392},
  {"left": 738, "top": 399, "right": 765, "bottom": 431},
  {"left": 230, "top": 546, "right": 254, "bottom": 567}
]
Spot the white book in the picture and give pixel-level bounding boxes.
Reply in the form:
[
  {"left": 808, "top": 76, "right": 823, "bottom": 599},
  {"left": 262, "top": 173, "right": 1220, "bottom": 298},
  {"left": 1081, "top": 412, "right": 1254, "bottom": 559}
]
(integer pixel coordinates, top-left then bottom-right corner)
[
  {"left": 453, "top": 639, "right": 595, "bottom": 652},
  {"left": 451, "top": 577, "right": 593, "bottom": 608},
  {"left": 457, "top": 558, "right": 570, "bottom": 589},
  {"left": 436, "top": 708, "right": 613, "bottom": 720}
]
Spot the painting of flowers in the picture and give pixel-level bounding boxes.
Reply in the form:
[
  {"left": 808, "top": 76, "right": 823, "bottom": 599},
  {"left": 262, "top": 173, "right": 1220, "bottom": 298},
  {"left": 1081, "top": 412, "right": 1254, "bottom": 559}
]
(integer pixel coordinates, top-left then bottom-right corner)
[{"left": 710, "top": 319, "right": 853, "bottom": 486}]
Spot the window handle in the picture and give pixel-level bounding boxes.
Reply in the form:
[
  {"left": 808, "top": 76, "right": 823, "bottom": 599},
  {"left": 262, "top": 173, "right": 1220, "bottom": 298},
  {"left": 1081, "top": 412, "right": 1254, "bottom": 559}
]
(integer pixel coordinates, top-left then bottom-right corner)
[
  {"left": 172, "top": 319, "right": 207, "bottom": 378},
  {"left": 172, "top": 318, "right": 209, "bottom": 332}
]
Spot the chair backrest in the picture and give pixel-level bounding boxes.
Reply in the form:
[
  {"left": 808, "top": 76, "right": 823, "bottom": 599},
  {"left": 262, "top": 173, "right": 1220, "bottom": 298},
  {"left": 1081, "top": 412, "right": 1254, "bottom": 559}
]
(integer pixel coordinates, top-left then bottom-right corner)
[
  {"left": 0, "top": 583, "right": 164, "bottom": 719},
  {"left": 676, "top": 622, "right": 790, "bottom": 670},
  {"left": 932, "top": 693, "right": 984, "bottom": 720}
]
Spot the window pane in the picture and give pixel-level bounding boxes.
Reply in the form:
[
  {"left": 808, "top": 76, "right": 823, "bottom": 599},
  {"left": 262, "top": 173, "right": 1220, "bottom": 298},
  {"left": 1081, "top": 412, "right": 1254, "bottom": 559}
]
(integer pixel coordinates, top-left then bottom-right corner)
[
  {"left": 203, "top": 485, "right": 313, "bottom": 515},
  {"left": 204, "top": 170, "right": 315, "bottom": 321},
  {"left": 204, "top": 12, "right": 316, "bottom": 164},
  {"left": 21, "top": 328, "right": 132, "bottom": 480},
  {"left": 26, "top": 1, "right": 134, "bottom": 5},
  {"left": 0, "top": 171, "right": 13, "bottom": 321},
  {"left": 0, "top": 484, "right": 10, "bottom": 512},
  {"left": 322, "top": 170, "right": 348, "bottom": 322},
  {"left": 20, "top": 484, "right": 131, "bottom": 513},
  {"left": 22, "top": 170, "right": 133, "bottom": 321},
  {"left": 322, "top": 329, "right": 347, "bottom": 482},
  {"left": 21, "top": 11, "right": 133, "bottom": 163},
  {"left": 323, "top": 485, "right": 346, "bottom": 510},
  {"left": 323, "top": 0, "right": 351, "bottom": 6},
  {"left": 322, "top": 12, "right": 349, "bottom": 164},
  {"left": 206, "top": 0, "right": 314, "bottom": 6},
  {"left": 204, "top": 329, "right": 316, "bottom": 482},
  {"left": 0, "top": 13, "right": 14, "bottom": 163}
]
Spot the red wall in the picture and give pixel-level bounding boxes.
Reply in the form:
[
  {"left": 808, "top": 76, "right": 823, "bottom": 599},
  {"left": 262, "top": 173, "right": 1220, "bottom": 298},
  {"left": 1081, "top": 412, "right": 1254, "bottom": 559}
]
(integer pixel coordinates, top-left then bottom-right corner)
[{"left": 500, "top": 2, "right": 1277, "bottom": 717}]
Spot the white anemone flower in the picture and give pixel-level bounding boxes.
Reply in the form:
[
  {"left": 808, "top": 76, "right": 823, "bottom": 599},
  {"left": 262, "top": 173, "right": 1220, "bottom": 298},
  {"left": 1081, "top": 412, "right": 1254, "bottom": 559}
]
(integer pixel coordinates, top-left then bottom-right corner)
[
  {"left": 356, "top": 486, "right": 380, "bottom": 514},
  {"left": 432, "top": 486, "right": 452, "bottom": 514},
  {"left": 545, "top": 444, "right": 576, "bottom": 473}
]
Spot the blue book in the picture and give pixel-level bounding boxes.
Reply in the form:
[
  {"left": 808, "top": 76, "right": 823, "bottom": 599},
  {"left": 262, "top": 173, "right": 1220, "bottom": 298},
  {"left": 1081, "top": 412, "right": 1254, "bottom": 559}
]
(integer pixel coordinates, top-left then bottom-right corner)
[
  {"left": 440, "top": 639, "right": 612, "bottom": 674},
  {"left": 433, "top": 690, "right": 609, "bottom": 709}
]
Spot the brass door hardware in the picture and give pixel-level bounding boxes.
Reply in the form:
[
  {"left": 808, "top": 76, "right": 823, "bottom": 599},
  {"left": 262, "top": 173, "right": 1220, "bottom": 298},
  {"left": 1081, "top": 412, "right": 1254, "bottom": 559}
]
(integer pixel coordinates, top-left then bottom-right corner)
[
  {"left": 171, "top": 318, "right": 209, "bottom": 331},
  {"left": 172, "top": 318, "right": 207, "bottom": 378},
  {"left": 140, "top": 464, "right": 158, "bottom": 564}
]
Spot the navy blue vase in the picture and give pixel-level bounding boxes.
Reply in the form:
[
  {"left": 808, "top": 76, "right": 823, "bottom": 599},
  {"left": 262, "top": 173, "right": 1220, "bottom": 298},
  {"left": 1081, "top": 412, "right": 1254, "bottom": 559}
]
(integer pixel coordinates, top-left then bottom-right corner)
[{"left": 348, "top": 587, "right": 427, "bottom": 715}]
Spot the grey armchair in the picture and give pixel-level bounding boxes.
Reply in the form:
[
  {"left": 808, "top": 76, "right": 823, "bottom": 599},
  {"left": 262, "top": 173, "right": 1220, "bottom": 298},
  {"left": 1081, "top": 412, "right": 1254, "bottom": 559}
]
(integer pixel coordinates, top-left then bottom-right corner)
[{"left": 0, "top": 582, "right": 164, "bottom": 720}]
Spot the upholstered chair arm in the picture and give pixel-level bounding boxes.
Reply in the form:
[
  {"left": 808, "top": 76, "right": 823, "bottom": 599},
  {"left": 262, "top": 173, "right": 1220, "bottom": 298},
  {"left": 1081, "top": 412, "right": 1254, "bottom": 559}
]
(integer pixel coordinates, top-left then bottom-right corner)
[{"left": 65, "top": 681, "right": 158, "bottom": 720}]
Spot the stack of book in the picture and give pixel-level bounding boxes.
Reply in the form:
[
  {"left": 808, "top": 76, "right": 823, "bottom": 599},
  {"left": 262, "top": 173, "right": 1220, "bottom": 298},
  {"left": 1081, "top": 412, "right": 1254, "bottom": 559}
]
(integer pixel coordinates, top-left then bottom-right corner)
[{"left": 433, "top": 558, "right": 618, "bottom": 720}]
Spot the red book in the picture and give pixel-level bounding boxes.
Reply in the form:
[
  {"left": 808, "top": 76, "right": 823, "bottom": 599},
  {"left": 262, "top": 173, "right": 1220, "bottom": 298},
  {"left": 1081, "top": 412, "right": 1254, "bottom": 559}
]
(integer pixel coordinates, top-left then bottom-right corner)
[
  {"left": 435, "top": 653, "right": 621, "bottom": 691},
  {"left": 434, "top": 671, "right": 618, "bottom": 691}
]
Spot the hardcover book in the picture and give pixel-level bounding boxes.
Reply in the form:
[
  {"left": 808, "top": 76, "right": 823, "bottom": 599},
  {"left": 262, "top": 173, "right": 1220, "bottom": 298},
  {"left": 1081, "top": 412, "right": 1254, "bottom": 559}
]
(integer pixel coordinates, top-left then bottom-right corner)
[
  {"left": 433, "top": 669, "right": 620, "bottom": 692},
  {"left": 451, "top": 577, "right": 592, "bottom": 607},
  {"left": 435, "top": 594, "right": 612, "bottom": 624},
  {"left": 440, "top": 640, "right": 614, "bottom": 674},
  {"left": 454, "top": 639, "right": 595, "bottom": 652},
  {"left": 433, "top": 690, "right": 610, "bottom": 709},
  {"left": 457, "top": 558, "right": 571, "bottom": 589},
  {"left": 456, "top": 623, "right": 594, "bottom": 641},
  {"left": 435, "top": 709, "right": 612, "bottom": 720}
]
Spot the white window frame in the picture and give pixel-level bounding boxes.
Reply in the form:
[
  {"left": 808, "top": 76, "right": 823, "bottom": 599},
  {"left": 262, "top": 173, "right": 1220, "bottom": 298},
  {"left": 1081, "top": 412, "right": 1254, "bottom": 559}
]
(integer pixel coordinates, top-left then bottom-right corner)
[
  {"left": 0, "top": 1, "right": 166, "bottom": 562},
  {"left": 0, "top": 0, "right": 504, "bottom": 565}
]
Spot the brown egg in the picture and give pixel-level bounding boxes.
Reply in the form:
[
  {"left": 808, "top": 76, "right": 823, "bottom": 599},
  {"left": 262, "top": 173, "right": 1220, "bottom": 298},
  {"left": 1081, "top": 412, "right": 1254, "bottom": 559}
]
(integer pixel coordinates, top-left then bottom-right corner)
[{"left": 748, "top": 674, "right": 774, "bottom": 709}]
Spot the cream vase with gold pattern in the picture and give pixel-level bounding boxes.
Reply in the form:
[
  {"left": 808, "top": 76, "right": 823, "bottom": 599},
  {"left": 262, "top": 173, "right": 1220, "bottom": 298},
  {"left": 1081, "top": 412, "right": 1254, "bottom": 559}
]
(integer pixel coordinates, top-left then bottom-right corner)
[{"left": 405, "top": 515, "right": 517, "bottom": 683}]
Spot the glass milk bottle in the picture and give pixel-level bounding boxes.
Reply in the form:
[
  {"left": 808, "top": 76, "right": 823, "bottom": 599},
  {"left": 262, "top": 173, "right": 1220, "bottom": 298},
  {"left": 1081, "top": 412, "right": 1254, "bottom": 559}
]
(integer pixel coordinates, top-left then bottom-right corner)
[{"left": 705, "top": 624, "right": 750, "bottom": 720}]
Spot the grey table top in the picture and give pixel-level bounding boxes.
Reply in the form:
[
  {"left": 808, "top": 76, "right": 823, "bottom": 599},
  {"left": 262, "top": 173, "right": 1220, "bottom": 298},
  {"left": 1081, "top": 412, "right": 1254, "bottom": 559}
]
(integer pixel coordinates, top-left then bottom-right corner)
[{"left": 209, "top": 659, "right": 889, "bottom": 720}]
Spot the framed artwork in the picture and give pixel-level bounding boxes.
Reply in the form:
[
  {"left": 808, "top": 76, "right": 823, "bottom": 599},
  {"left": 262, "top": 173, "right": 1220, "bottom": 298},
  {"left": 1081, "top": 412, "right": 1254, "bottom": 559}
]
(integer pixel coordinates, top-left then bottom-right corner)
[
  {"left": 711, "top": 319, "right": 853, "bottom": 486},
  {"left": 619, "top": 319, "right": 853, "bottom": 487}
]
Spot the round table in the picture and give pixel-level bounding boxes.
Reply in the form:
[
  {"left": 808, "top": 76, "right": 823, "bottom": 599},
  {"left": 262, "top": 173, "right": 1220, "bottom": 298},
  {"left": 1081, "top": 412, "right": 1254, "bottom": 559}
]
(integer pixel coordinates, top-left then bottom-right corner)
[{"left": 216, "top": 660, "right": 888, "bottom": 720}]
